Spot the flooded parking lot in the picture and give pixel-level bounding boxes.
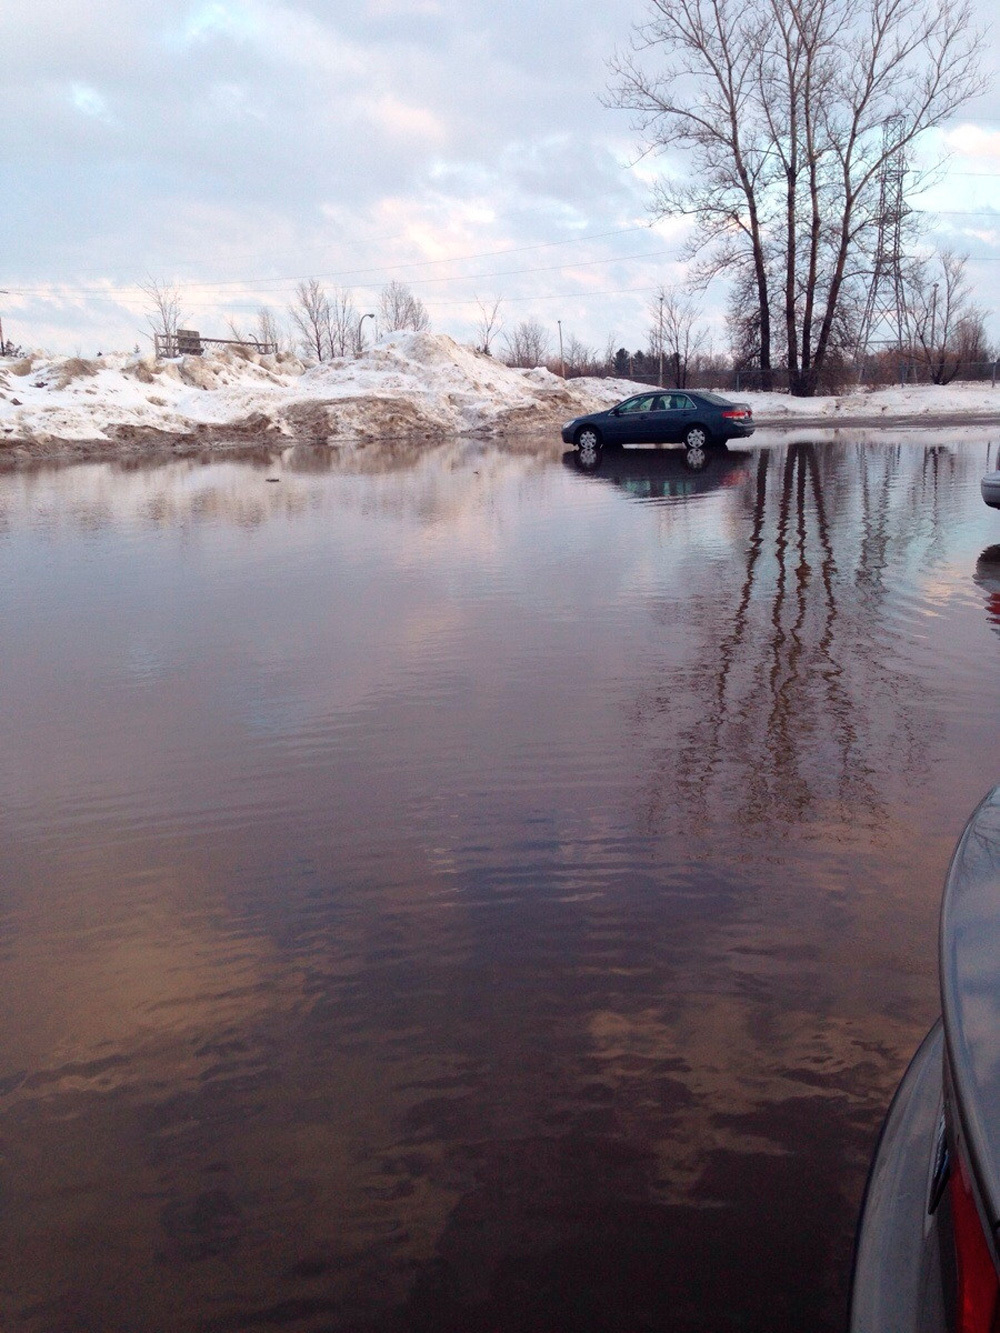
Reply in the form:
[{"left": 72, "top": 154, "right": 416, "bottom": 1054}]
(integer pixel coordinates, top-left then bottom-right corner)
[{"left": 2, "top": 432, "right": 1000, "bottom": 1331}]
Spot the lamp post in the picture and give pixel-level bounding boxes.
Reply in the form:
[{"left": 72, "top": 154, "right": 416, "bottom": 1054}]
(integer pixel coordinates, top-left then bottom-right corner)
[
  {"left": 557, "top": 319, "right": 564, "bottom": 378},
  {"left": 357, "top": 311, "right": 375, "bottom": 356},
  {"left": 658, "top": 291, "right": 664, "bottom": 387}
]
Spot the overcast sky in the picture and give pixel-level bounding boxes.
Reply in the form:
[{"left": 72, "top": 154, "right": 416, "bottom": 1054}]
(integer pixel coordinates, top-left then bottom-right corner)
[{"left": 2, "top": 0, "right": 999, "bottom": 357}]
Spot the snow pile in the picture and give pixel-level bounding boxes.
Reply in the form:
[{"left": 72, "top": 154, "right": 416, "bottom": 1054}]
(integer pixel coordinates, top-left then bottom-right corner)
[
  {"left": 745, "top": 380, "right": 1000, "bottom": 421},
  {"left": 0, "top": 332, "right": 636, "bottom": 454},
  {"left": 2, "top": 331, "right": 998, "bottom": 458}
]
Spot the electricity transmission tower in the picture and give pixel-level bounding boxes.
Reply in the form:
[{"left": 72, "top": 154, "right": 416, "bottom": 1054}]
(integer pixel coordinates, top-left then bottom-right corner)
[{"left": 856, "top": 118, "right": 910, "bottom": 366}]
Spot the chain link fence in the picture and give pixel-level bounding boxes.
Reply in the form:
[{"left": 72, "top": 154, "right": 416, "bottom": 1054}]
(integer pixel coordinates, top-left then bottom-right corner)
[{"left": 572, "top": 359, "right": 1000, "bottom": 394}]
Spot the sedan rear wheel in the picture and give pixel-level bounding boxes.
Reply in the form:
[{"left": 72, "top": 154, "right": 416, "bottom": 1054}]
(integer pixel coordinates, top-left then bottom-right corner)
[
  {"left": 575, "top": 426, "right": 602, "bottom": 468},
  {"left": 684, "top": 424, "right": 710, "bottom": 451}
]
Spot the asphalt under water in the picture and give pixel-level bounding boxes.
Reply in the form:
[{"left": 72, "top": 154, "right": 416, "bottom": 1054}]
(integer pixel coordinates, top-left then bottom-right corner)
[{"left": 2, "top": 433, "right": 1000, "bottom": 1332}]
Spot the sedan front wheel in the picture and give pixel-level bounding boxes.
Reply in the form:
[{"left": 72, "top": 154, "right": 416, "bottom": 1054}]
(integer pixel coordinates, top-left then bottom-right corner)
[{"left": 575, "top": 426, "right": 602, "bottom": 468}]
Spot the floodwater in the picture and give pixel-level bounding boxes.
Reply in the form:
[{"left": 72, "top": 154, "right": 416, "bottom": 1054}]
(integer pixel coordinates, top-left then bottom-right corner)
[{"left": 2, "top": 432, "right": 1000, "bottom": 1332}]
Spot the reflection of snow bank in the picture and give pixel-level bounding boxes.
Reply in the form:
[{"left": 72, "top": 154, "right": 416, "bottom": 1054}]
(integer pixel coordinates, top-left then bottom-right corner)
[
  {"left": 0, "top": 333, "right": 637, "bottom": 452},
  {"left": 2, "top": 332, "right": 998, "bottom": 455}
]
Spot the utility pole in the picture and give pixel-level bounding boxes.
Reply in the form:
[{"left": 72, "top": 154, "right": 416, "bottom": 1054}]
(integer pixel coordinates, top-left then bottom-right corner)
[
  {"left": 557, "top": 319, "right": 564, "bottom": 378},
  {"left": 930, "top": 282, "right": 939, "bottom": 351},
  {"left": 658, "top": 292, "right": 664, "bottom": 387}
]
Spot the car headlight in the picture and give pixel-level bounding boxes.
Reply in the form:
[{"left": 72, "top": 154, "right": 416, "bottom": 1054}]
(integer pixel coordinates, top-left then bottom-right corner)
[{"left": 563, "top": 419, "right": 578, "bottom": 430}]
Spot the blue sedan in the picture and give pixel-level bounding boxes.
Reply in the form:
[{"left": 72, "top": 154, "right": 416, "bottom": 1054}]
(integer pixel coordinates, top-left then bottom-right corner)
[{"left": 562, "top": 390, "right": 755, "bottom": 467}]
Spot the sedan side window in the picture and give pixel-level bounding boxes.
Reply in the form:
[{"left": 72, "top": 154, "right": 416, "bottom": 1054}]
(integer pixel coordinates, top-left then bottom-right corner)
[
  {"left": 669, "top": 394, "right": 695, "bottom": 410},
  {"left": 619, "top": 395, "right": 657, "bottom": 414}
]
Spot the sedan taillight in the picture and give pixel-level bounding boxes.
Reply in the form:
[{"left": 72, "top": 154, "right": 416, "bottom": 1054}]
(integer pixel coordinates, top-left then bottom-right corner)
[
  {"left": 722, "top": 408, "right": 751, "bottom": 419},
  {"left": 950, "top": 1151, "right": 1000, "bottom": 1332}
]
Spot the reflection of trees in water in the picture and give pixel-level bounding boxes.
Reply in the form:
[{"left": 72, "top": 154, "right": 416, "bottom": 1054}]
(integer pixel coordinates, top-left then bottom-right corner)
[{"left": 638, "top": 443, "right": 951, "bottom": 837}]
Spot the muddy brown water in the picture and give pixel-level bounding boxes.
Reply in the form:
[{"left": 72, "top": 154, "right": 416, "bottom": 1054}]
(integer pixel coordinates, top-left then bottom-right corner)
[{"left": 2, "top": 433, "right": 1000, "bottom": 1331}]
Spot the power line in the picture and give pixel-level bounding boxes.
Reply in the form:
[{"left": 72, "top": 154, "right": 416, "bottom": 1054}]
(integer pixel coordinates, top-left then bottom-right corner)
[
  {"left": 11, "top": 282, "right": 663, "bottom": 315},
  {"left": 9, "top": 207, "right": 995, "bottom": 304},
  {"left": 6, "top": 224, "right": 659, "bottom": 298},
  {"left": 6, "top": 247, "right": 675, "bottom": 307}
]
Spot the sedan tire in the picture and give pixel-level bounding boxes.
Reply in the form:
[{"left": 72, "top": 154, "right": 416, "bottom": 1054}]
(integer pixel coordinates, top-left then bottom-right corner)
[
  {"left": 575, "top": 426, "right": 602, "bottom": 468},
  {"left": 684, "top": 424, "right": 711, "bottom": 451}
]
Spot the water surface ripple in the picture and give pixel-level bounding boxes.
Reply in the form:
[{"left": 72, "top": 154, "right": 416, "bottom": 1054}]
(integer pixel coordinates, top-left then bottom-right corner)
[{"left": 2, "top": 434, "right": 1000, "bottom": 1331}]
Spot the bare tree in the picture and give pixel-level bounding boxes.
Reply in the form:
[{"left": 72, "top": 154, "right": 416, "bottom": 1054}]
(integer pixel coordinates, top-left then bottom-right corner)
[
  {"left": 224, "top": 309, "right": 283, "bottom": 354},
  {"left": 907, "top": 250, "right": 989, "bottom": 384},
  {"left": 648, "top": 286, "right": 707, "bottom": 387},
  {"left": 327, "top": 288, "right": 359, "bottom": 359},
  {"left": 378, "top": 280, "right": 430, "bottom": 333},
  {"left": 727, "top": 268, "right": 765, "bottom": 379},
  {"left": 224, "top": 315, "right": 249, "bottom": 342},
  {"left": 602, "top": 332, "right": 619, "bottom": 374},
  {"left": 474, "top": 295, "right": 503, "bottom": 355},
  {"left": 561, "top": 333, "right": 597, "bottom": 377},
  {"left": 609, "top": 0, "right": 985, "bottom": 395},
  {"left": 141, "top": 278, "right": 185, "bottom": 350},
  {"left": 501, "top": 318, "right": 551, "bottom": 368},
  {"left": 255, "top": 306, "right": 282, "bottom": 353},
  {"left": 290, "top": 279, "right": 331, "bottom": 361}
]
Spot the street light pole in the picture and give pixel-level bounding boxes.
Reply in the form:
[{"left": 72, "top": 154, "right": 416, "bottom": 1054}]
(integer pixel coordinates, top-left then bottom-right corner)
[
  {"left": 357, "top": 311, "right": 375, "bottom": 356},
  {"left": 658, "top": 292, "right": 664, "bottom": 387},
  {"left": 557, "top": 319, "right": 564, "bottom": 378}
]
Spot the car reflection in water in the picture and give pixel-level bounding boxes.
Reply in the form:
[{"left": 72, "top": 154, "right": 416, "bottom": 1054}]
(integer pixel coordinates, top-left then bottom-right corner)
[
  {"left": 975, "top": 546, "right": 1000, "bottom": 631},
  {"left": 562, "top": 444, "right": 753, "bottom": 501}
]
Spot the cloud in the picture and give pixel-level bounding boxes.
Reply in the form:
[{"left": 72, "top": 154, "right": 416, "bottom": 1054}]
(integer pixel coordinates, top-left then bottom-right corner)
[
  {"left": 362, "top": 94, "right": 447, "bottom": 144},
  {"left": 174, "top": 0, "right": 260, "bottom": 45},
  {"left": 364, "top": 0, "right": 445, "bottom": 15},
  {"left": 69, "top": 82, "right": 112, "bottom": 120},
  {"left": 944, "top": 124, "right": 1000, "bottom": 160},
  {"left": 2, "top": 0, "right": 999, "bottom": 353}
]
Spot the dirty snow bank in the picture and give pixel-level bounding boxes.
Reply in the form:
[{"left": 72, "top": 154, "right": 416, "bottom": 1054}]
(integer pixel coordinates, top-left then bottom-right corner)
[
  {"left": 1, "top": 331, "right": 997, "bottom": 457},
  {"left": 745, "top": 380, "right": 1000, "bottom": 421},
  {"left": 0, "top": 332, "right": 636, "bottom": 454}
]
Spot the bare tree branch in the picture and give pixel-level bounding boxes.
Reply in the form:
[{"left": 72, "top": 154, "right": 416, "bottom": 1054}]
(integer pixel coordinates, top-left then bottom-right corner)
[{"left": 474, "top": 296, "right": 503, "bottom": 355}]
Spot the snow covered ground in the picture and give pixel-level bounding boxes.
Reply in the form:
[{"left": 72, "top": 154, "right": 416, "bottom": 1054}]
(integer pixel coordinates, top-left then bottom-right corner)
[
  {"left": 746, "top": 381, "right": 1000, "bottom": 422},
  {"left": 1, "top": 331, "right": 997, "bottom": 459}
]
